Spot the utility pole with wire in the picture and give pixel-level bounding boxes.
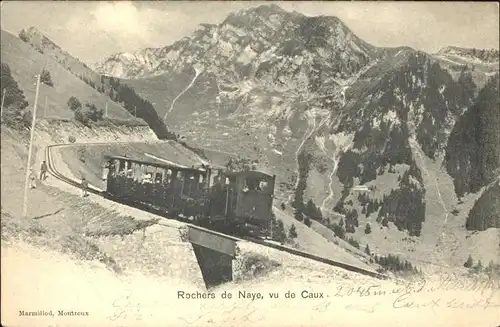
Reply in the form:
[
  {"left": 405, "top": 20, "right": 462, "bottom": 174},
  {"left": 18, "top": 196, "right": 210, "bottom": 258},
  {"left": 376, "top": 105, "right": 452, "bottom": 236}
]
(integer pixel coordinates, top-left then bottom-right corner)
[
  {"left": 44, "top": 96, "right": 48, "bottom": 118},
  {"left": 22, "top": 72, "right": 41, "bottom": 218},
  {"left": 1, "top": 88, "right": 6, "bottom": 121},
  {"left": 270, "top": 215, "right": 273, "bottom": 240}
]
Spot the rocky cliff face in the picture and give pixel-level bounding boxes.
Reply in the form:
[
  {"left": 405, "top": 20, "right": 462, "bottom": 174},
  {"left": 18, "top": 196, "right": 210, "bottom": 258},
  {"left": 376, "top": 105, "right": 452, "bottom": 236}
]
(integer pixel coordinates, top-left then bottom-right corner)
[{"left": 93, "top": 4, "right": 499, "bottom": 238}]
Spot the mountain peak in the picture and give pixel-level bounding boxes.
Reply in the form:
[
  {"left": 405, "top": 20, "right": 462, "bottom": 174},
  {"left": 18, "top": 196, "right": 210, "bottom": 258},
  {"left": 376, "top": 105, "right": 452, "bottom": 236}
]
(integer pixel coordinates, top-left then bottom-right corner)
[
  {"left": 251, "top": 3, "right": 287, "bottom": 15},
  {"left": 24, "top": 26, "right": 50, "bottom": 40},
  {"left": 20, "top": 26, "right": 61, "bottom": 50}
]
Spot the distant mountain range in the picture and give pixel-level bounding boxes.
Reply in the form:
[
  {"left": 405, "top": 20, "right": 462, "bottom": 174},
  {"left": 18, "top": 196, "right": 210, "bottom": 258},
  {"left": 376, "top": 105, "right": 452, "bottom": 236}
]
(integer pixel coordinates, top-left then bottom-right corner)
[
  {"left": 436, "top": 46, "right": 499, "bottom": 64},
  {"left": 7, "top": 4, "right": 499, "bottom": 267}
]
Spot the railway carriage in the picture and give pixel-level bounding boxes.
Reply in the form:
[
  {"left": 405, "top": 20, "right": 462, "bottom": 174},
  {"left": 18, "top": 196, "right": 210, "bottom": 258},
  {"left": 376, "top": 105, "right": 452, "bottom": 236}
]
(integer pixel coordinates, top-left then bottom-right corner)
[{"left": 103, "top": 156, "right": 276, "bottom": 237}]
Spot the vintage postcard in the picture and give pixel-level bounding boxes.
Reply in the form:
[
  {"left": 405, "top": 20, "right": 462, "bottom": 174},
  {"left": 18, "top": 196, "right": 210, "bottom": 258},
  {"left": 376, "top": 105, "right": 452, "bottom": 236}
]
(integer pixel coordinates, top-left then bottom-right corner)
[{"left": 1, "top": 1, "right": 499, "bottom": 326}]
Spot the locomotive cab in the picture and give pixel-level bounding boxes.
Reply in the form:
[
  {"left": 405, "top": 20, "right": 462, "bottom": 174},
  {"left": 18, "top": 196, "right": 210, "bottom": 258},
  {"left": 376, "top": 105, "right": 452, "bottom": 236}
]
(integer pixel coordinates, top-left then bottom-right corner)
[{"left": 229, "top": 170, "right": 276, "bottom": 227}]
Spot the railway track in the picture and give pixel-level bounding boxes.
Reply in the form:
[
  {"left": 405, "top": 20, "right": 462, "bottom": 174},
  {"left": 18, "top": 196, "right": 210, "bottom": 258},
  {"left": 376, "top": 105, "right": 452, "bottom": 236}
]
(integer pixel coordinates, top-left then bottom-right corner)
[{"left": 45, "top": 143, "right": 388, "bottom": 280}]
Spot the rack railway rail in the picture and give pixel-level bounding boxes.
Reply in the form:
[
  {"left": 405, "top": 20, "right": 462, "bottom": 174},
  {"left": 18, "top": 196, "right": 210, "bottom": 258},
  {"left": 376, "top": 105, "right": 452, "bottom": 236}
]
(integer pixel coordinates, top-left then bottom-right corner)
[{"left": 45, "top": 143, "right": 388, "bottom": 280}]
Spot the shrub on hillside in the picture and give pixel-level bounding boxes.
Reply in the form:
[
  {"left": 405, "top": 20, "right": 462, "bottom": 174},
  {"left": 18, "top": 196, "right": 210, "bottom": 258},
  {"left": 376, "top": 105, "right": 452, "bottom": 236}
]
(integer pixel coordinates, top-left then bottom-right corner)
[
  {"left": 18, "top": 30, "right": 29, "bottom": 42},
  {"left": 473, "top": 260, "right": 483, "bottom": 273},
  {"left": 272, "top": 218, "right": 287, "bottom": 244},
  {"left": 74, "top": 102, "right": 104, "bottom": 126},
  {"left": 40, "top": 69, "right": 54, "bottom": 87},
  {"left": 304, "top": 199, "right": 323, "bottom": 221},
  {"left": 84, "top": 103, "right": 104, "bottom": 121},
  {"left": 464, "top": 254, "right": 474, "bottom": 268},
  {"left": 68, "top": 135, "right": 76, "bottom": 143},
  {"left": 346, "top": 236, "right": 360, "bottom": 249},
  {"left": 365, "top": 223, "right": 372, "bottom": 234},
  {"left": 67, "top": 96, "right": 82, "bottom": 111},
  {"left": 365, "top": 244, "right": 371, "bottom": 256},
  {"left": 345, "top": 209, "right": 358, "bottom": 233},
  {"left": 293, "top": 208, "right": 303, "bottom": 222},
  {"left": 288, "top": 224, "right": 298, "bottom": 239},
  {"left": 330, "top": 223, "right": 345, "bottom": 239},
  {"left": 74, "top": 108, "right": 90, "bottom": 126},
  {"left": 304, "top": 216, "right": 312, "bottom": 227}
]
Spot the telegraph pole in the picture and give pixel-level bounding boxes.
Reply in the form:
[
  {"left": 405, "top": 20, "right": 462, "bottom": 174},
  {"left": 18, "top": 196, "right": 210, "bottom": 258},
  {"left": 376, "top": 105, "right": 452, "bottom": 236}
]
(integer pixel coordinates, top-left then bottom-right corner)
[
  {"left": 22, "top": 72, "right": 41, "bottom": 218},
  {"left": 0, "top": 88, "right": 6, "bottom": 121},
  {"left": 44, "top": 96, "right": 48, "bottom": 118},
  {"left": 270, "top": 216, "right": 273, "bottom": 240}
]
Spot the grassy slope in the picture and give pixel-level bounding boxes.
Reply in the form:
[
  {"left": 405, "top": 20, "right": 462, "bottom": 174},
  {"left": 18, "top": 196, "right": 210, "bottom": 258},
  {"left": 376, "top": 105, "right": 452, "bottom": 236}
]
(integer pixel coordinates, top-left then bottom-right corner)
[
  {"left": 23, "top": 27, "right": 103, "bottom": 87},
  {"left": 273, "top": 206, "right": 377, "bottom": 271},
  {"left": 0, "top": 128, "right": 161, "bottom": 272},
  {"left": 1, "top": 30, "right": 134, "bottom": 121}
]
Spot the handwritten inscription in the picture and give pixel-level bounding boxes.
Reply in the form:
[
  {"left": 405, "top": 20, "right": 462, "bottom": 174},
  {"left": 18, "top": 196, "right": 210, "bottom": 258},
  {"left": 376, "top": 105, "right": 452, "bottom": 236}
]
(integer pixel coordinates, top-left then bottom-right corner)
[
  {"left": 107, "top": 291, "right": 161, "bottom": 321},
  {"left": 106, "top": 276, "right": 499, "bottom": 323}
]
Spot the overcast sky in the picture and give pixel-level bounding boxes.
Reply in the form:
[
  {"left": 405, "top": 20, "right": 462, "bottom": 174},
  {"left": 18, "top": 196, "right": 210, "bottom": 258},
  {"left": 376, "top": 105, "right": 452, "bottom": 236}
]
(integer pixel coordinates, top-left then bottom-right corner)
[{"left": 1, "top": 1, "right": 498, "bottom": 64}]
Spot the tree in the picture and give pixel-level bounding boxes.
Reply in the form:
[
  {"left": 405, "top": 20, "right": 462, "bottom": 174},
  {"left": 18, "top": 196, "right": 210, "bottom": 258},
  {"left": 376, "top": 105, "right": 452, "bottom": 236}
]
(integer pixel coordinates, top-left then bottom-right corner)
[
  {"left": 18, "top": 29, "right": 29, "bottom": 42},
  {"left": 332, "top": 223, "right": 345, "bottom": 239},
  {"left": 86, "top": 103, "right": 104, "bottom": 121},
  {"left": 280, "top": 203, "right": 286, "bottom": 210},
  {"left": 288, "top": 224, "right": 298, "bottom": 239},
  {"left": 294, "top": 208, "right": 303, "bottom": 222},
  {"left": 464, "top": 255, "right": 474, "bottom": 268},
  {"left": 67, "top": 96, "right": 82, "bottom": 111},
  {"left": 365, "top": 244, "right": 371, "bottom": 256},
  {"left": 74, "top": 108, "right": 90, "bottom": 126},
  {"left": 457, "top": 67, "right": 477, "bottom": 106},
  {"left": 347, "top": 237, "right": 360, "bottom": 249},
  {"left": 1, "top": 62, "right": 31, "bottom": 129},
  {"left": 304, "top": 216, "right": 312, "bottom": 227},
  {"left": 273, "top": 219, "right": 287, "bottom": 244},
  {"left": 305, "top": 199, "right": 323, "bottom": 221},
  {"left": 364, "top": 223, "right": 372, "bottom": 234},
  {"left": 40, "top": 69, "right": 54, "bottom": 87},
  {"left": 1, "top": 62, "right": 28, "bottom": 110},
  {"left": 474, "top": 260, "right": 483, "bottom": 272}
]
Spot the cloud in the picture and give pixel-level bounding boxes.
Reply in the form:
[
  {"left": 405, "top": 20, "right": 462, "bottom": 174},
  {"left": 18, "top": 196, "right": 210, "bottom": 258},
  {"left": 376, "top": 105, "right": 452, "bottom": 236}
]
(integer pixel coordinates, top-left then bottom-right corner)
[
  {"left": 61, "top": 1, "right": 180, "bottom": 59},
  {"left": 91, "top": 1, "right": 159, "bottom": 41}
]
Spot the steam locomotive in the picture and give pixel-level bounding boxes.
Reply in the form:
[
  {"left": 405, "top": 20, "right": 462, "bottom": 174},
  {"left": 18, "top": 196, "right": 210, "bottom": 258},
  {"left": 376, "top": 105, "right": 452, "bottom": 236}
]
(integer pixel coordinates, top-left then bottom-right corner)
[{"left": 103, "top": 155, "right": 276, "bottom": 237}]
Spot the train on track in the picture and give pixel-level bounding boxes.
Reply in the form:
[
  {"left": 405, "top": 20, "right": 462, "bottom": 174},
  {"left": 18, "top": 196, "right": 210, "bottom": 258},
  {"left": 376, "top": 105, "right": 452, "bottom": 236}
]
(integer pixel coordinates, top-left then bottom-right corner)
[{"left": 102, "top": 155, "right": 276, "bottom": 238}]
